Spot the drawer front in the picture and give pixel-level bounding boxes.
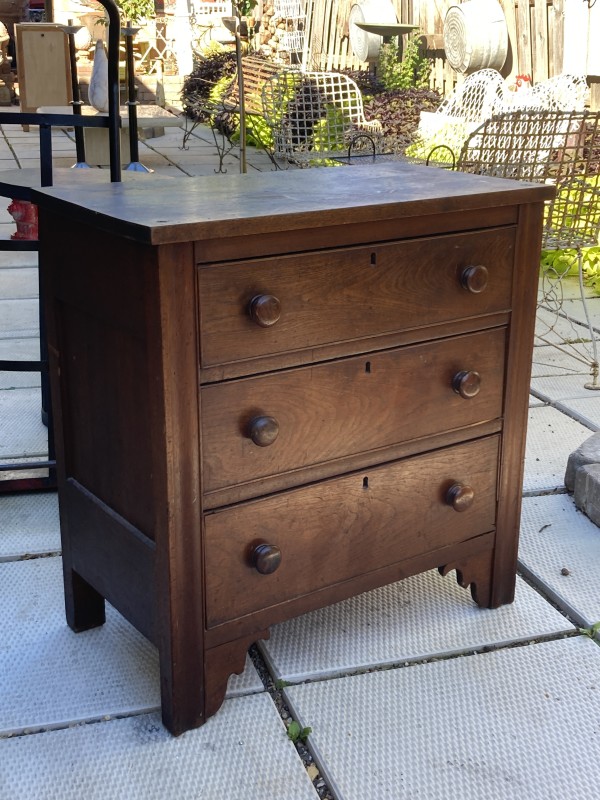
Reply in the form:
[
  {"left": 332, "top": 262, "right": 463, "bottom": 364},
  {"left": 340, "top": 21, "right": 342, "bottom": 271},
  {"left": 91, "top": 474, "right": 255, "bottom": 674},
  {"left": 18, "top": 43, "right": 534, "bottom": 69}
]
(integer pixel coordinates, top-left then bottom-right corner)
[
  {"left": 198, "top": 227, "right": 514, "bottom": 368},
  {"left": 204, "top": 436, "right": 499, "bottom": 628},
  {"left": 201, "top": 327, "right": 506, "bottom": 493}
]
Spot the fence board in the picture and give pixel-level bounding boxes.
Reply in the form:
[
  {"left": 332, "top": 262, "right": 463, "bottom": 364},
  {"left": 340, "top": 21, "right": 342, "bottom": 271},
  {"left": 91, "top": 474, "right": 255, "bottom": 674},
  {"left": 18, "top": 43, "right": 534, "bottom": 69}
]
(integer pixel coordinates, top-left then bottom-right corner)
[
  {"left": 532, "top": 0, "right": 549, "bottom": 81},
  {"left": 499, "top": 0, "right": 518, "bottom": 79},
  {"left": 549, "top": 0, "right": 564, "bottom": 75},
  {"left": 516, "top": 0, "right": 533, "bottom": 78},
  {"left": 305, "top": 0, "right": 595, "bottom": 102}
]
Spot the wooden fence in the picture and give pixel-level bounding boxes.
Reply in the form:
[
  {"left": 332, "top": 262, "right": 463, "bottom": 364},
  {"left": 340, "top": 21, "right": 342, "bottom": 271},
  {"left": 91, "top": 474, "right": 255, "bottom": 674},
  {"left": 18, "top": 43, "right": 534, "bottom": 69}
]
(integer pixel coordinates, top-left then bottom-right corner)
[{"left": 304, "top": 0, "right": 600, "bottom": 106}]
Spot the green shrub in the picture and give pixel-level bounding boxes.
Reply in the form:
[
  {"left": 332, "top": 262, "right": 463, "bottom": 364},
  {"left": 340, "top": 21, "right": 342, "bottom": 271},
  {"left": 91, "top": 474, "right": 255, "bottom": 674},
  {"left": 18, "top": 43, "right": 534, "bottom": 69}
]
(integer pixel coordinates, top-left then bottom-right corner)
[
  {"left": 363, "top": 87, "right": 441, "bottom": 154},
  {"left": 378, "top": 36, "right": 431, "bottom": 91}
]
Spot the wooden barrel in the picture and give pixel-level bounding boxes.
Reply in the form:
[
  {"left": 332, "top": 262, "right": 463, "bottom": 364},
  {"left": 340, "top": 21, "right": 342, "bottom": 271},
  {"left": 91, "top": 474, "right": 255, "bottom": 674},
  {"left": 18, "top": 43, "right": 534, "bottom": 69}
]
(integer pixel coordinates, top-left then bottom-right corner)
[{"left": 443, "top": 0, "right": 508, "bottom": 74}]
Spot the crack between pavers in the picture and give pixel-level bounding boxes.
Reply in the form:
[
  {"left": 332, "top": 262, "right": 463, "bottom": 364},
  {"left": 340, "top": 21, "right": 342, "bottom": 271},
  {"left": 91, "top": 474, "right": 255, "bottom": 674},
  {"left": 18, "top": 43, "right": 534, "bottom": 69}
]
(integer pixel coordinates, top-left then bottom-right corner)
[
  {"left": 248, "top": 643, "right": 335, "bottom": 800},
  {"left": 0, "top": 706, "right": 159, "bottom": 741}
]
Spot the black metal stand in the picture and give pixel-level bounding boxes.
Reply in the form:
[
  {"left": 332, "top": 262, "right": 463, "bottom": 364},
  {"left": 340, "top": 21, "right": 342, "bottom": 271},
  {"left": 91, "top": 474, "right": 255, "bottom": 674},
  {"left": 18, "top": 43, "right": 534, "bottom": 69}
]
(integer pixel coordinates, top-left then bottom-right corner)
[
  {"left": 122, "top": 22, "right": 152, "bottom": 173},
  {"left": 0, "top": 0, "right": 122, "bottom": 493},
  {"left": 62, "top": 18, "right": 90, "bottom": 169}
]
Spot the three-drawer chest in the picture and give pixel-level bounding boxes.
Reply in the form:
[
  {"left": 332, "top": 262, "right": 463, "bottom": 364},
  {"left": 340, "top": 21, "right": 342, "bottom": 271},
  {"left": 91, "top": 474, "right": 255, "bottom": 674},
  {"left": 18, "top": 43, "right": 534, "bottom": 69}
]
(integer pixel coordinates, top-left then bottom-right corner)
[{"left": 35, "top": 164, "right": 553, "bottom": 735}]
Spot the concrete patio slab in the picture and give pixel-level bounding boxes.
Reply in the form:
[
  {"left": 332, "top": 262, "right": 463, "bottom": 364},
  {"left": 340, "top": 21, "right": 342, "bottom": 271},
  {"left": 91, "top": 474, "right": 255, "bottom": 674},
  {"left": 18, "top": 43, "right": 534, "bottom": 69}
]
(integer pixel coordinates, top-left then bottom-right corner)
[
  {"left": 519, "top": 494, "right": 600, "bottom": 627},
  {"left": 555, "top": 397, "right": 600, "bottom": 430},
  {"left": 531, "top": 374, "right": 600, "bottom": 402},
  {"left": 0, "top": 699, "right": 317, "bottom": 800},
  {"left": 560, "top": 297, "right": 600, "bottom": 329},
  {"left": 284, "top": 636, "right": 600, "bottom": 800},
  {"left": 535, "top": 303, "right": 593, "bottom": 346},
  {"left": 0, "top": 337, "right": 40, "bottom": 389},
  {"left": 0, "top": 557, "right": 263, "bottom": 736},
  {"left": 539, "top": 275, "right": 596, "bottom": 300},
  {"left": 0, "top": 266, "right": 38, "bottom": 299},
  {"left": 0, "top": 204, "right": 15, "bottom": 223},
  {"left": 0, "top": 387, "right": 47, "bottom": 458},
  {"left": 0, "top": 297, "right": 39, "bottom": 335},
  {"left": 528, "top": 394, "right": 545, "bottom": 407},
  {"left": 531, "top": 343, "right": 592, "bottom": 377},
  {"left": 523, "top": 406, "right": 592, "bottom": 494},
  {"left": 0, "top": 491, "right": 60, "bottom": 560},
  {"left": 259, "top": 571, "right": 573, "bottom": 684},
  {"left": 0, "top": 222, "right": 18, "bottom": 241},
  {"left": 0, "top": 250, "right": 37, "bottom": 268}
]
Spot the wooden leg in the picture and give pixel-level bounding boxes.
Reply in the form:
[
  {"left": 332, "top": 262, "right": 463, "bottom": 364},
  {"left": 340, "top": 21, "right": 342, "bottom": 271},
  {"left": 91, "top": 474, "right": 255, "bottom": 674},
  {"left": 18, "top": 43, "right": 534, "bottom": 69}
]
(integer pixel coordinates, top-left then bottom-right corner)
[
  {"left": 159, "top": 630, "right": 270, "bottom": 737},
  {"left": 204, "top": 630, "right": 270, "bottom": 719},
  {"left": 63, "top": 565, "right": 106, "bottom": 632},
  {"left": 438, "top": 548, "right": 511, "bottom": 609}
]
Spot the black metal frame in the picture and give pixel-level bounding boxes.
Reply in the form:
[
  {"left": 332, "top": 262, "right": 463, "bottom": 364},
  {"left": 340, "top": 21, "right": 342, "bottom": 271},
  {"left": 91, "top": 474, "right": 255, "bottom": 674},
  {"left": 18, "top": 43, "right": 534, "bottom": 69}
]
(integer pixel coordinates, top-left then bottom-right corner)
[{"left": 0, "top": 0, "right": 122, "bottom": 493}]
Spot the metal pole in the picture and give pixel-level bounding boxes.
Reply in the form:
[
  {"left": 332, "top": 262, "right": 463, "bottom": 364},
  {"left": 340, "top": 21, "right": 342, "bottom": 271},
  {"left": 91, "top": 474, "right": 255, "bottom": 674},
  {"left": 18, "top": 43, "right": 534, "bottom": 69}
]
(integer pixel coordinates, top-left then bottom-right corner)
[
  {"left": 234, "top": 14, "right": 247, "bottom": 174},
  {"left": 122, "top": 21, "right": 152, "bottom": 172},
  {"left": 62, "top": 19, "right": 89, "bottom": 168},
  {"left": 95, "top": 0, "right": 122, "bottom": 182}
]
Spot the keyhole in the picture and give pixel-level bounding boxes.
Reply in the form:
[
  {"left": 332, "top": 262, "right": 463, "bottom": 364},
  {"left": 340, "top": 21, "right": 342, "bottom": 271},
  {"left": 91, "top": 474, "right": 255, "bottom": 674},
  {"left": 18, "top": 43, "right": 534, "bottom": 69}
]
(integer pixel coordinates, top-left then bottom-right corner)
[
  {"left": 370, "top": 252, "right": 377, "bottom": 265},
  {"left": 363, "top": 476, "right": 369, "bottom": 489},
  {"left": 365, "top": 361, "right": 371, "bottom": 373}
]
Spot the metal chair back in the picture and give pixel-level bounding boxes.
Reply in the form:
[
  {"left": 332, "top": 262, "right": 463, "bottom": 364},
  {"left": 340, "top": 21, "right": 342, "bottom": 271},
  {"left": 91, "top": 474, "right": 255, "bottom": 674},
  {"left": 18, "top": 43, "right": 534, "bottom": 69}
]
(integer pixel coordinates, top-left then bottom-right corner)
[{"left": 457, "top": 109, "right": 600, "bottom": 251}]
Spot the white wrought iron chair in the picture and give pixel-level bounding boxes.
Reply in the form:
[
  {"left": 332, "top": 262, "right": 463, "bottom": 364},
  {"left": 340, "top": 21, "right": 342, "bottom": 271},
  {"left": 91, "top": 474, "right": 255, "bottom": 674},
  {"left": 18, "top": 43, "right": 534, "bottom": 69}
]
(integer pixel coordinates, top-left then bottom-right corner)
[
  {"left": 457, "top": 109, "right": 600, "bottom": 388},
  {"left": 262, "top": 70, "right": 382, "bottom": 166},
  {"left": 510, "top": 73, "right": 589, "bottom": 113},
  {"left": 413, "top": 69, "right": 509, "bottom": 162}
]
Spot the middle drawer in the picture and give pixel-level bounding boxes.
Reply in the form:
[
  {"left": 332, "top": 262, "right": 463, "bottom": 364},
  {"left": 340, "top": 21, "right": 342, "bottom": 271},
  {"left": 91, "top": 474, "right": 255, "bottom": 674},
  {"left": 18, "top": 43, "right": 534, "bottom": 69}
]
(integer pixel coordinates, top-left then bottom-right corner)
[{"left": 201, "top": 327, "right": 506, "bottom": 494}]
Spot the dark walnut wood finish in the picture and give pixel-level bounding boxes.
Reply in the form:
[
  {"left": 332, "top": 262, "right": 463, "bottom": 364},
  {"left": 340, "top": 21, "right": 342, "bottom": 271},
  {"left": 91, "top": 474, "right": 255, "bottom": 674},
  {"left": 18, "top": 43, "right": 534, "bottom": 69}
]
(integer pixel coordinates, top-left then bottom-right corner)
[{"left": 34, "top": 164, "right": 553, "bottom": 736}]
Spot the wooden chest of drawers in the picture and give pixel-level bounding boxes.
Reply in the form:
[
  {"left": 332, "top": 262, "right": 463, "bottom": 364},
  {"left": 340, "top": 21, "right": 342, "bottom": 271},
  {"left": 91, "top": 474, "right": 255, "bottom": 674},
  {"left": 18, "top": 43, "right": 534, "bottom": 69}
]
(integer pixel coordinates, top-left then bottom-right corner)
[{"left": 35, "top": 164, "right": 553, "bottom": 735}]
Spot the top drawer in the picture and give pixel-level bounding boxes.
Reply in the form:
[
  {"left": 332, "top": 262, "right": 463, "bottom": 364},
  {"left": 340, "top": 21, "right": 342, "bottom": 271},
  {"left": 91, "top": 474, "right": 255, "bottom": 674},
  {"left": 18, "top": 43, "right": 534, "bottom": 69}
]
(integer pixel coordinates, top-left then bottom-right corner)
[{"left": 197, "top": 227, "right": 515, "bottom": 369}]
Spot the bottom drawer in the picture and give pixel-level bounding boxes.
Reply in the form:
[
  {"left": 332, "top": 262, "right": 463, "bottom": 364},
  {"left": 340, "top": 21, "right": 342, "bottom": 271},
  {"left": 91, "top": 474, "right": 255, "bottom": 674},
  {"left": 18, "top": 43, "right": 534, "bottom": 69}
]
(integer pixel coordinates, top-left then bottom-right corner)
[{"left": 204, "top": 436, "right": 499, "bottom": 628}]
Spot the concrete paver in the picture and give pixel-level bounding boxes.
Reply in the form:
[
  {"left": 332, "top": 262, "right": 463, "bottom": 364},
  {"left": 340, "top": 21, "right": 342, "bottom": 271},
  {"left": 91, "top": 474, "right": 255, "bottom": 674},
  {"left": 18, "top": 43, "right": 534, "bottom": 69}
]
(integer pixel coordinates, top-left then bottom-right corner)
[
  {"left": 260, "top": 572, "right": 573, "bottom": 683},
  {"left": 0, "top": 266, "right": 38, "bottom": 299},
  {"left": 284, "top": 637, "right": 600, "bottom": 800},
  {"left": 0, "top": 700, "right": 318, "bottom": 800},
  {"left": 531, "top": 342, "right": 592, "bottom": 377},
  {"left": 524, "top": 405, "right": 593, "bottom": 494},
  {"left": 0, "top": 557, "right": 263, "bottom": 736},
  {"left": 0, "top": 491, "right": 59, "bottom": 560},
  {"left": 519, "top": 493, "right": 600, "bottom": 627},
  {"left": 0, "top": 387, "right": 47, "bottom": 458},
  {"left": 0, "top": 297, "right": 39, "bottom": 335},
  {"left": 0, "top": 338, "right": 40, "bottom": 390}
]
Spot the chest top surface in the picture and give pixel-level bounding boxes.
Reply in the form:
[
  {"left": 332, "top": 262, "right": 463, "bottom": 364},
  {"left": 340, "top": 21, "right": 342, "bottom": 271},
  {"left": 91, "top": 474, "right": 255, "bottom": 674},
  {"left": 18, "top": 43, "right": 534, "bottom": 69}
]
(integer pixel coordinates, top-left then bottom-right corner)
[{"left": 32, "top": 162, "right": 554, "bottom": 246}]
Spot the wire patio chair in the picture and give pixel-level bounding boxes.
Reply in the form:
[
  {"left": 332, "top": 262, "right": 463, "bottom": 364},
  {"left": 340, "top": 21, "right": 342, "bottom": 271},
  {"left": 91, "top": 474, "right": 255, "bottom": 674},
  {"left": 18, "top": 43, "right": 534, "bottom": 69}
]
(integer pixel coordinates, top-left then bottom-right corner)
[
  {"left": 262, "top": 70, "right": 382, "bottom": 166},
  {"left": 457, "top": 109, "right": 600, "bottom": 388}
]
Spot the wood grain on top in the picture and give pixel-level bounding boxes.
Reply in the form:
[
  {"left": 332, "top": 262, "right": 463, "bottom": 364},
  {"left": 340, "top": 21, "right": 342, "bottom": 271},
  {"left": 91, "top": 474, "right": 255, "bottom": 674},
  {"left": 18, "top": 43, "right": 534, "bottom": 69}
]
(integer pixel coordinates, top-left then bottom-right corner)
[{"left": 32, "top": 162, "right": 554, "bottom": 245}]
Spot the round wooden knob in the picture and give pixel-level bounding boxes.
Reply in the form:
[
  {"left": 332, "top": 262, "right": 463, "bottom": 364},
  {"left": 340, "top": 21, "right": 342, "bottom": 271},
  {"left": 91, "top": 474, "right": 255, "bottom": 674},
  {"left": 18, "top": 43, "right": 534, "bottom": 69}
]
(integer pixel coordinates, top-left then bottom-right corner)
[
  {"left": 452, "top": 370, "right": 481, "bottom": 399},
  {"left": 248, "top": 415, "right": 279, "bottom": 447},
  {"left": 446, "top": 483, "right": 475, "bottom": 512},
  {"left": 460, "top": 265, "right": 488, "bottom": 294},
  {"left": 248, "top": 295, "right": 281, "bottom": 327},
  {"left": 252, "top": 543, "right": 282, "bottom": 574}
]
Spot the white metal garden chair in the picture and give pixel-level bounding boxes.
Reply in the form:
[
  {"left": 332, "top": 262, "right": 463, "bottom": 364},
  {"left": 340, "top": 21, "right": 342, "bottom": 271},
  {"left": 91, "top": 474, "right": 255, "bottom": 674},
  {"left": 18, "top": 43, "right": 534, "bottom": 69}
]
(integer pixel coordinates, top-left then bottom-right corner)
[
  {"left": 457, "top": 109, "right": 600, "bottom": 388},
  {"left": 261, "top": 70, "right": 382, "bottom": 166}
]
